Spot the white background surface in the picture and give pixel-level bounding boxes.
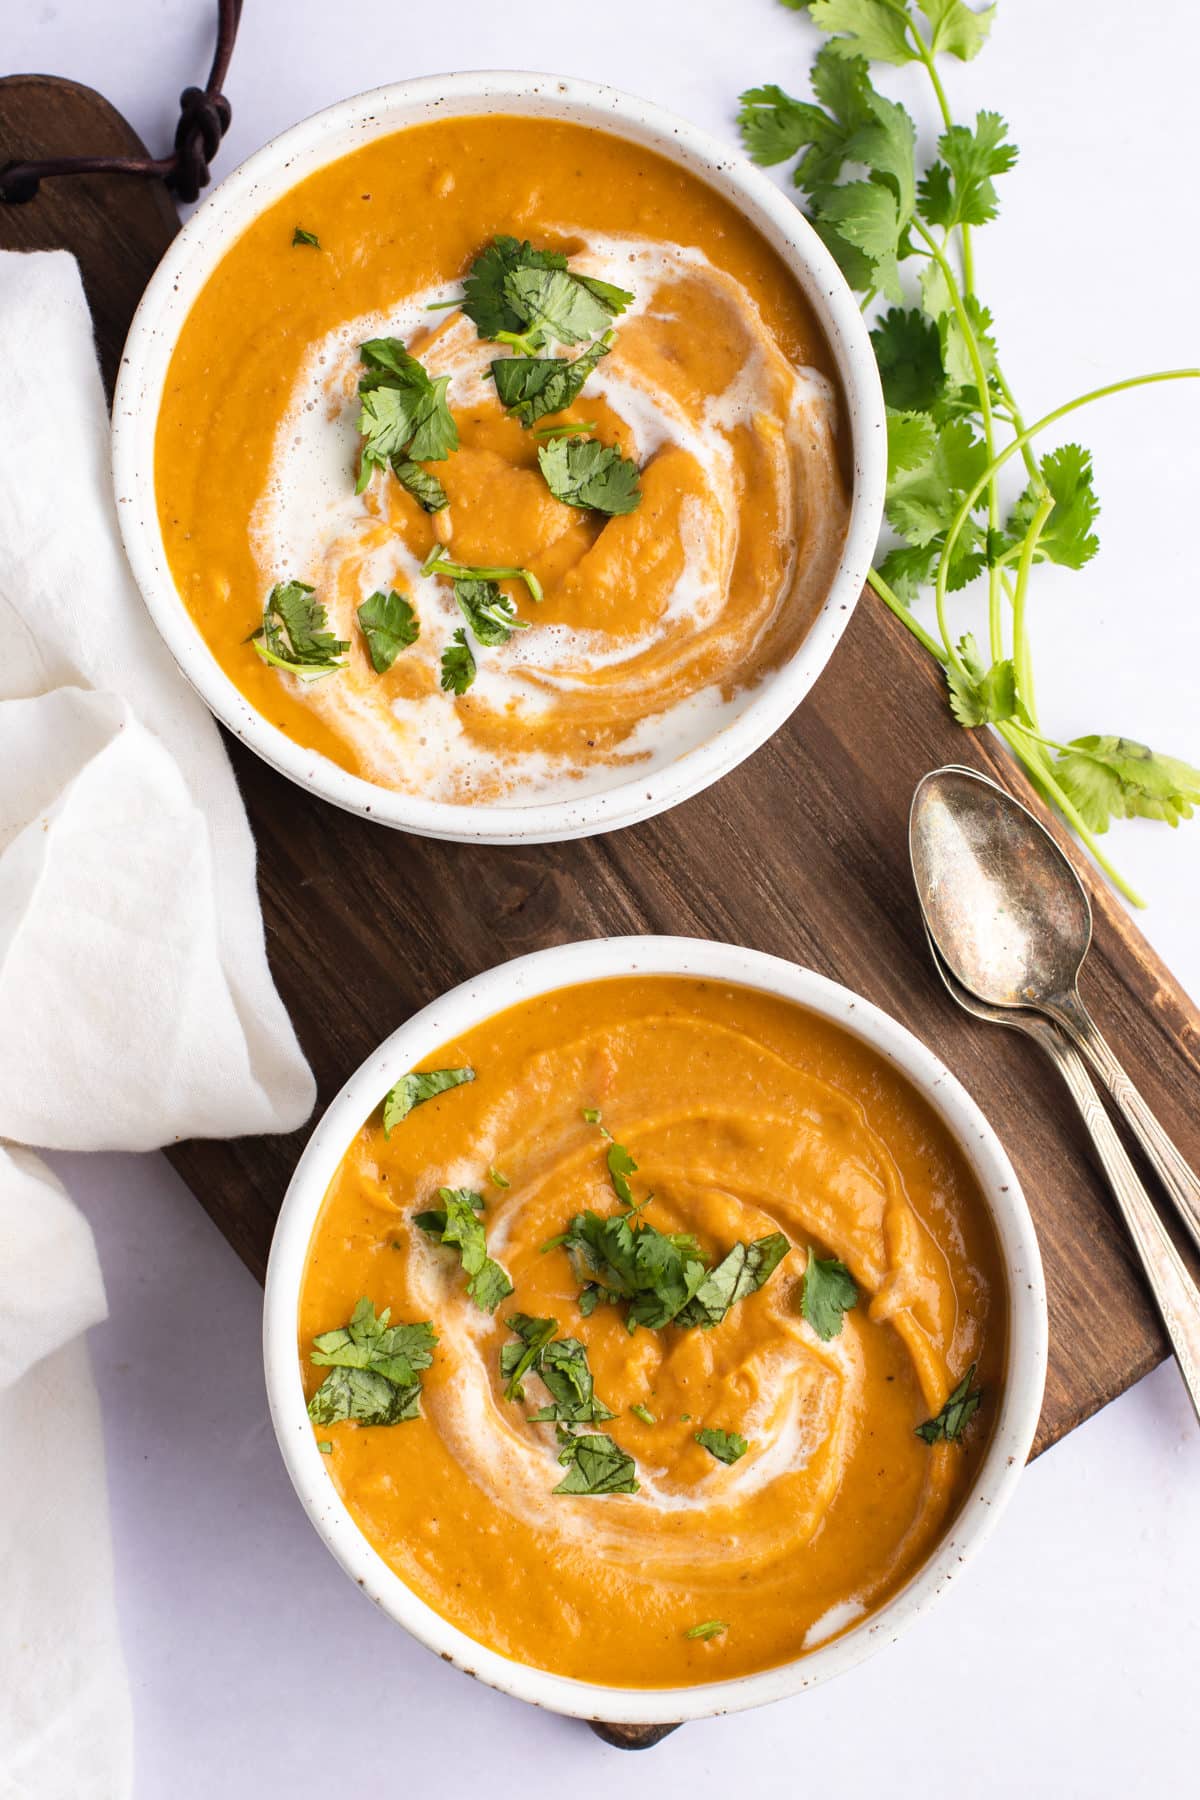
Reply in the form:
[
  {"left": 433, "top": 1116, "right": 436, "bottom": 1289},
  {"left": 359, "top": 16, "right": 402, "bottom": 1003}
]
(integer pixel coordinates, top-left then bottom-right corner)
[{"left": 9, "top": 1, "right": 1200, "bottom": 1793}]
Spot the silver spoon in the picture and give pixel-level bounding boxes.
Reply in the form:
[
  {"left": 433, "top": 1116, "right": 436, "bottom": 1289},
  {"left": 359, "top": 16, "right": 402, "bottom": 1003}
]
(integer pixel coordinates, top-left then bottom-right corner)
[
  {"left": 919, "top": 917, "right": 1200, "bottom": 1424},
  {"left": 910, "top": 764, "right": 1200, "bottom": 1260}
]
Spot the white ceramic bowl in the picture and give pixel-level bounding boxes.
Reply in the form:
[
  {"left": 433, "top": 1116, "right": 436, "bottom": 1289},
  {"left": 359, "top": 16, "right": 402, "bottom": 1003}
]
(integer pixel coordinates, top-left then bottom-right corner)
[
  {"left": 263, "top": 935, "right": 1047, "bottom": 1725},
  {"left": 112, "top": 71, "right": 886, "bottom": 845}
]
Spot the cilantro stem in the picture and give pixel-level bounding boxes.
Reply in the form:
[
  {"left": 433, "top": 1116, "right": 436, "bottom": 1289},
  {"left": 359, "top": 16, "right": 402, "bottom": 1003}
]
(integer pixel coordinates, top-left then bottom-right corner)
[
  {"left": 998, "top": 721, "right": 1147, "bottom": 908},
  {"left": 912, "top": 220, "right": 1002, "bottom": 664},
  {"left": 867, "top": 567, "right": 947, "bottom": 664},
  {"left": 936, "top": 369, "right": 1200, "bottom": 628},
  {"left": 1010, "top": 492, "right": 1054, "bottom": 727},
  {"left": 422, "top": 550, "right": 545, "bottom": 605}
]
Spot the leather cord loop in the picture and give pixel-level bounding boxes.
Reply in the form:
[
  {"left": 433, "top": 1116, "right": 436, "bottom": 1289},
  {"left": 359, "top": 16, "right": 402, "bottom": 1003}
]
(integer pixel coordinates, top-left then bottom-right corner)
[{"left": 0, "top": 0, "right": 241, "bottom": 206}]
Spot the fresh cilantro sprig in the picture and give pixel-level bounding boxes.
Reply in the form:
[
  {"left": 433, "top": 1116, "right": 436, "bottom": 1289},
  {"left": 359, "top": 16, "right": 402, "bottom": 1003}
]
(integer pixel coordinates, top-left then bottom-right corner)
[
  {"left": 739, "top": 1, "right": 1200, "bottom": 906},
  {"left": 548, "top": 1208, "right": 789, "bottom": 1335},
  {"left": 355, "top": 337, "right": 458, "bottom": 497},
  {"left": 307, "top": 1298, "right": 436, "bottom": 1426},
  {"left": 453, "top": 578, "right": 531, "bottom": 647},
  {"left": 252, "top": 580, "right": 348, "bottom": 679},
  {"left": 915, "top": 1362, "right": 982, "bottom": 1443},
  {"left": 415, "top": 1187, "right": 513, "bottom": 1312}
]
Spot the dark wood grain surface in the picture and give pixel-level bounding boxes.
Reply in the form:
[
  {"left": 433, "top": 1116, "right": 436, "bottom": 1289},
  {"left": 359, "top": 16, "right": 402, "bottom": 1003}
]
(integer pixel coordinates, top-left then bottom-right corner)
[{"left": 5, "top": 69, "right": 1199, "bottom": 1749}]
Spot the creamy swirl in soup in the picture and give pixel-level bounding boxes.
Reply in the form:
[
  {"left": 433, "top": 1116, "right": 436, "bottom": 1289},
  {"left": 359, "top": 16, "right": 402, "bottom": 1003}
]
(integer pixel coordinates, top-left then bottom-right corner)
[
  {"left": 156, "top": 117, "right": 850, "bottom": 805},
  {"left": 298, "top": 976, "right": 1005, "bottom": 1688}
]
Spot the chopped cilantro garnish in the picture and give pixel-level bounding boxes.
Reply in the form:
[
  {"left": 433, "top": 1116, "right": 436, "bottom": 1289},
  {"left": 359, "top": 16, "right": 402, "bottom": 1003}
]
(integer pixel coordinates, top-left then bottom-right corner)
[
  {"left": 251, "top": 580, "right": 348, "bottom": 679},
  {"left": 499, "top": 1314, "right": 615, "bottom": 1423},
  {"left": 801, "top": 1248, "right": 859, "bottom": 1341},
  {"left": 491, "top": 332, "right": 612, "bottom": 426},
  {"left": 391, "top": 458, "right": 449, "bottom": 514},
  {"left": 916, "top": 1363, "right": 983, "bottom": 1444},
  {"left": 292, "top": 226, "right": 321, "bottom": 249},
  {"left": 381, "top": 1066, "right": 473, "bottom": 1136},
  {"left": 440, "top": 628, "right": 476, "bottom": 695},
  {"left": 489, "top": 1166, "right": 511, "bottom": 1189},
  {"left": 695, "top": 1427, "right": 748, "bottom": 1465},
  {"left": 630, "top": 1403, "right": 656, "bottom": 1426},
  {"left": 454, "top": 236, "right": 631, "bottom": 356},
  {"left": 553, "top": 1209, "right": 790, "bottom": 1334},
  {"left": 453, "top": 578, "right": 530, "bottom": 647},
  {"left": 537, "top": 435, "right": 641, "bottom": 515},
  {"left": 356, "top": 588, "right": 419, "bottom": 673},
  {"left": 355, "top": 337, "right": 458, "bottom": 494},
  {"left": 685, "top": 1620, "right": 728, "bottom": 1641},
  {"left": 416, "top": 1187, "right": 513, "bottom": 1312},
  {"left": 316, "top": 1439, "right": 333, "bottom": 1452},
  {"left": 423, "top": 548, "right": 544, "bottom": 606},
  {"left": 306, "top": 1299, "right": 436, "bottom": 1426},
  {"left": 553, "top": 1429, "right": 639, "bottom": 1496}
]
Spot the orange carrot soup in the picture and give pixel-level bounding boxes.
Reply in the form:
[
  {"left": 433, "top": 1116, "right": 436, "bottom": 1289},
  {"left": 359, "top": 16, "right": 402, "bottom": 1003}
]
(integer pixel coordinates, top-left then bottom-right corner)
[
  {"left": 297, "top": 976, "right": 1006, "bottom": 1688},
  {"left": 156, "top": 117, "right": 849, "bottom": 805}
]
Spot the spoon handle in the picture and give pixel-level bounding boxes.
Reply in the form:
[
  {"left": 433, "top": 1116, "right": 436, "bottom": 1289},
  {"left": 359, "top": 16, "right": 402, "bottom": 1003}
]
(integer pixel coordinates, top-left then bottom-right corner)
[
  {"left": 1037, "top": 1027, "right": 1200, "bottom": 1423},
  {"left": 1051, "top": 991, "right": 1200, "bottom": 1261}
]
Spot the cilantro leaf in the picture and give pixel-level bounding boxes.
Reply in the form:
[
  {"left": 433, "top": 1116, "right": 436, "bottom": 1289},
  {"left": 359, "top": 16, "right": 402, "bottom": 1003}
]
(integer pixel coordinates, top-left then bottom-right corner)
[
  {"left": 695, "top": 1427, "right": 748, "bottom": 1464},
  {"left": 391, "top": 459, "right": 449, "bottom": 513},
  {"left": 871, "top": 308, "right": 946, "bottom": 413},
  {"left": 606, "top": 1141, "right": 638, "bottom": 1207},
  {"left": 529, "top": 1338, "right": 615, "bottom": 1425},
  {"left": 355, "top": 338, "right": 458, "bottom": 492},
  {"left": 502, "top": 266, "right": 629, "bottom": 354},
  {"left": 919, "top": 0, "right": 995, "bottom": 62},
  {"left": 292, "top": 226, "right": 321, "bottom": 248},
  {"left": 945, "top": 634, "right": 1024, "bottom": 728},
  {"left": 417, "top": 1187, "right": 513, "bottom": 1312},
  {"left": 630, "top": 1403, "right": 656, "bottom": 1425},
  {"left": 809, "top": 0, "right": 917, "bottom": 65},
  {"left": 553, "top": 1430, "right": 639, "bottom": 1496},
  {"left": 885, "top": 415, "right": 988, "bottom": 546},
  {"left": 499, "top": 1312, "right": 558, "bottom": 1402},
  {"left": 491, "top": 333, "right": 612, "bottom": 426},
  {"left": 916, "top": 1363, "right": 982, "bottom": 1443},
  {"left": 306, "top": 1299, "right": 436, "bottom": 1426},
  {"left": 677, "top": 1233, "right": 791, "bottom": 1329},
  {"left": 801, "top": 1248, "right": 859, "bottom": 1340},
  {"left": 685, "top": 1620, "right": 728, "bottom": 1641},
  {"left": 357, "top": 588, "right": 419, "bottom": 673},
  {"left": 918, "top": 112, "right": 1017, "bottom": 229},
  {"left": 453, "top": 578, "right": 530, "bottom": 647},
  {"left": 1052, "top": 738, "right": 1200, "bottom": 833},
  {"left": 382, "top": 1066, "right": 474, "bottom": 1135},
  {"left": 440, "top": 628, "right": 476, "bottom": 695},
  {"left": 252, "top": 580, "right": 348, "bottom": 678},
  {"left": 460, "top": 236, "right": 569, "bottom": 340},
  {"left": 1004, "top": 444, "right": 1100, "bottom": 570},
  {"left": 537, "top": 436, "right": 641, "bottom": 515}
]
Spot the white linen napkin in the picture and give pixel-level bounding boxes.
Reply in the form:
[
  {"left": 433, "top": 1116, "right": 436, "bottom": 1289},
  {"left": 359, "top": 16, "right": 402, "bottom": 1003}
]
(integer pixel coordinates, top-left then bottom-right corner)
[{"left": 0, "top": 251, "right": 317, "bottom": 1799}]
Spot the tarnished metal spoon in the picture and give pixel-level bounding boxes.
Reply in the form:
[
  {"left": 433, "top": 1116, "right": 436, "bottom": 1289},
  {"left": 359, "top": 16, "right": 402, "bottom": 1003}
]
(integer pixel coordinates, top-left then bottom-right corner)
[
  {"left": 919, "top": 917, "right": 1200, "bottom": 1424},
  {"left": 910, "top": 764, "right": 1200, "bottom": 1260}
]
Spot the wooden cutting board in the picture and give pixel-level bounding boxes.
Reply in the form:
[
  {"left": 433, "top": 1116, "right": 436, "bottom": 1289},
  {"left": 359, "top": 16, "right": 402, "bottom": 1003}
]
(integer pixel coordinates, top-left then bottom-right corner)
[{"left": 5, "top": 71, "right": 1200, "bottom": 1753}]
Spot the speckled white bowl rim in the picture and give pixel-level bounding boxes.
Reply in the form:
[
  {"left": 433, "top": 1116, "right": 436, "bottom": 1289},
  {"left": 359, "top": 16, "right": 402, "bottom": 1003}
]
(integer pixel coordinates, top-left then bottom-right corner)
[
  {"left": 263, "top": 935, "right": 1047, "bottom": 1725},
  {"left": 111, "top": 70, "right": 886, "bottom": 845}
]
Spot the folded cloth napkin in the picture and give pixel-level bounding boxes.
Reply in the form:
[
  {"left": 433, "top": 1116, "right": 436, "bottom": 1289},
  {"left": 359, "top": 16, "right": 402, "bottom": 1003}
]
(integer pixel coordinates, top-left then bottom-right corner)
[{"left": 0, "top": 251, "right": 316, "bottom": 1799}]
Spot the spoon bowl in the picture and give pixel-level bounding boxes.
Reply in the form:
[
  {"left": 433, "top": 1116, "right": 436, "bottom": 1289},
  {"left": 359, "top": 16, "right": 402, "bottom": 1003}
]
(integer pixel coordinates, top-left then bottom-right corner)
[{"left": 909, "top": 764, "right": 1091, "bottom": 1010}]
